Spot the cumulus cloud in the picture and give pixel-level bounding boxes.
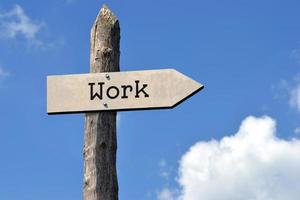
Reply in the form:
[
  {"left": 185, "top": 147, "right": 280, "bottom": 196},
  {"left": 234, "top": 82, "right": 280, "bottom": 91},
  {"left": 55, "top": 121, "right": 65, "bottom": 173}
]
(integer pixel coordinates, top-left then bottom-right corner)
[
  {"left": 0, "top": 4, "right": 43, "bottom": 45},
  {"left": 158, "top": 116, "right": 300, "bottom": 200}
]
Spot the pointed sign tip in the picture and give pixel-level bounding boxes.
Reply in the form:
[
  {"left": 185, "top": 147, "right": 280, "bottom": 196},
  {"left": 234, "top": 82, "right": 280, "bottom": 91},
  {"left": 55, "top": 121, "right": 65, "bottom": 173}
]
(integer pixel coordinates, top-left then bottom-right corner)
[{"left": 171, "top": 82, "right": 204, "bottom": 109}]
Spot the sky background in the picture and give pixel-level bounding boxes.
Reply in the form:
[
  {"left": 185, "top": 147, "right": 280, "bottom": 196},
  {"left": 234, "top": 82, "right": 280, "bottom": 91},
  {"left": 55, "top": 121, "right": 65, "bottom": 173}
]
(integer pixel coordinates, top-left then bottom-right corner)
[{"left": 0, "top": 0, "right": 300, "bottom": 199}]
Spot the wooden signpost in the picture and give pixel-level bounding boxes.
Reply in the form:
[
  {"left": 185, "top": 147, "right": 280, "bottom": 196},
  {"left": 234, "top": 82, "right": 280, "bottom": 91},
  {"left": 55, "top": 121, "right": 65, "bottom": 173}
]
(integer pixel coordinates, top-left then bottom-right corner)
[{"left": 47, "top": 5, "right": 204, "bottom": 200}]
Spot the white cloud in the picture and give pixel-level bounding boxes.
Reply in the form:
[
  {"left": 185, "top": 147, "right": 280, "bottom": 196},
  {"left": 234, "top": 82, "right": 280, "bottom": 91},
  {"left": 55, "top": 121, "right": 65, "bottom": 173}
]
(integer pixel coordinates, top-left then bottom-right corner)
[
  {"left": 159, "top": 116, "right": 300, "bottom": 200},
  {"left": 272, "top": 79, "right": 290, "bottom": 100},
  {"left": 159, "top": 159, "right": 171, "bottom": 179},
  {"left": 273, "top": 75, "right": 300, "bottom": 113},
  {"left": 157, "top": 188, "right": 176, "bottom": 200},
  {"left": 157, "top": 159, "right": 177, "bottom": 199},
  {"left": 0, "top": 4, "right": 43, "bottom": 45},
  {"left": 289, "top": 83, "right": 300, "bottom": 112}
]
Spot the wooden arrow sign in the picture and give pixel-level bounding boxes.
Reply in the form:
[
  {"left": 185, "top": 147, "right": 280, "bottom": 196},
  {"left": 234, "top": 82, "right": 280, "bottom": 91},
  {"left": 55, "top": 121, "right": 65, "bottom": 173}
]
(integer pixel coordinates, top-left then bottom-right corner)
[{"left": 47, "top": 69, "right": 203, "bottom": 114}]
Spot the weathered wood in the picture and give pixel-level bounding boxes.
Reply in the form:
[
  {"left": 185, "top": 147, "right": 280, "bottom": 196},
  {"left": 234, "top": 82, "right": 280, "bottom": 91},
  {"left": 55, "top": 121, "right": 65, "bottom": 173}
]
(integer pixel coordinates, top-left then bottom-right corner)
[{"left": 83, "top": 5, "right": 119, "bottom": 200}]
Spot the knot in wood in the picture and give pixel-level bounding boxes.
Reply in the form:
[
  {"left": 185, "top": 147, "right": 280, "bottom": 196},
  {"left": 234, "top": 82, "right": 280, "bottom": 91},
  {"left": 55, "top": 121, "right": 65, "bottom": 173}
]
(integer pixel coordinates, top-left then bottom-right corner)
[
  {"left": 101, "top": 46, "right": 112, "bottom": 57},
  {"left": 100, "top": 142, "right": 107, "bottom": 150},
  {"left": 84, "top": 179, "right": 89, "bottom": 188}
]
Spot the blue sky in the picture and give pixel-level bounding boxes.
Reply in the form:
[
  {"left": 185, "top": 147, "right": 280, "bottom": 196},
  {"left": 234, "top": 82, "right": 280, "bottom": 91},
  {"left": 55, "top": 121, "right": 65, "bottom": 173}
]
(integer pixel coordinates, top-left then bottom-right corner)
[{"left": 0, "top": 0, "right": 300, "bottom": 199}]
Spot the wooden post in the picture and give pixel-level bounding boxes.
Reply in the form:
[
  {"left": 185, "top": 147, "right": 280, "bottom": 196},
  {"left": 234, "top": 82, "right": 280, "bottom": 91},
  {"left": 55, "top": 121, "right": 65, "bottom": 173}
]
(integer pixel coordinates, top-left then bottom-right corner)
[{"left": 83, "top": 5, "right": 120, "bottom": 200}]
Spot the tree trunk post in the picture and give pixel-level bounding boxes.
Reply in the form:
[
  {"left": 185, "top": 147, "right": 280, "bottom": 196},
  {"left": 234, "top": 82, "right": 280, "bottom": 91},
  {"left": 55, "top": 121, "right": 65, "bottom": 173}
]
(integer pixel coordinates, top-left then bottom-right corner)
[{"left": 83, "top": 5, "right": 120, "bottom": 200}]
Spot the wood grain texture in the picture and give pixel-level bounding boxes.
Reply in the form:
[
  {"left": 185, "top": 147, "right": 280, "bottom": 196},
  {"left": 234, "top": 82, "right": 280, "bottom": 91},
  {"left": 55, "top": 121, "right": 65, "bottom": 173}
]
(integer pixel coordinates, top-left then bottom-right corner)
[{"left": 83, "top": 5, "right": 120, "bottom": 200}]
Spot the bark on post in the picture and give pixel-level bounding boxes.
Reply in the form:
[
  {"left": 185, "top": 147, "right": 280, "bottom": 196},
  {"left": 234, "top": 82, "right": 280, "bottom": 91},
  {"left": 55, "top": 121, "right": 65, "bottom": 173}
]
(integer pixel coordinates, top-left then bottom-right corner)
[{"left": 83, "top": 5, "right": 120, "bottom": 200}]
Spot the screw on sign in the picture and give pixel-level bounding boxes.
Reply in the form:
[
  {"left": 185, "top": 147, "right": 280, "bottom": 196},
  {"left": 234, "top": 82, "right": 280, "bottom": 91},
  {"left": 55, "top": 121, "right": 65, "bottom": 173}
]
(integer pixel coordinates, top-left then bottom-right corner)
[{"left": 47, "top": 5, "right": 204, "bottom": 200}]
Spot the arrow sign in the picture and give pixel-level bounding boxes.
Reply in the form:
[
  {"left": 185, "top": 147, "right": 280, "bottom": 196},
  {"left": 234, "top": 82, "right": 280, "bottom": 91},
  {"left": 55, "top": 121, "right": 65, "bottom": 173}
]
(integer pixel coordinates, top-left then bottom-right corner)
[{"left": 47, "top": 69, "right": 203, "bottom": 114}]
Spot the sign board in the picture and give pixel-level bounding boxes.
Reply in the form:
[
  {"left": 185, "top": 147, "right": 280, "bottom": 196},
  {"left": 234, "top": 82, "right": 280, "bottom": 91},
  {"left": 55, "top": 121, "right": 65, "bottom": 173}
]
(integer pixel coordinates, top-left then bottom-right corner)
[{"left": 47, "top": 69, "right": 203, "bottom": 114}]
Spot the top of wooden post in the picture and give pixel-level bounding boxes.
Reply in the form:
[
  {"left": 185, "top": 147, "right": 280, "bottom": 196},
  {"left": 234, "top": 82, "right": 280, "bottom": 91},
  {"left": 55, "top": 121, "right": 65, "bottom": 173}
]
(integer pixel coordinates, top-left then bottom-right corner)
[
  {"left": 95, "top": 5, "right": 118, "bottom": 26},
  {"left": 90, "top": 4, "right": 120, "bottom": 73}
]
